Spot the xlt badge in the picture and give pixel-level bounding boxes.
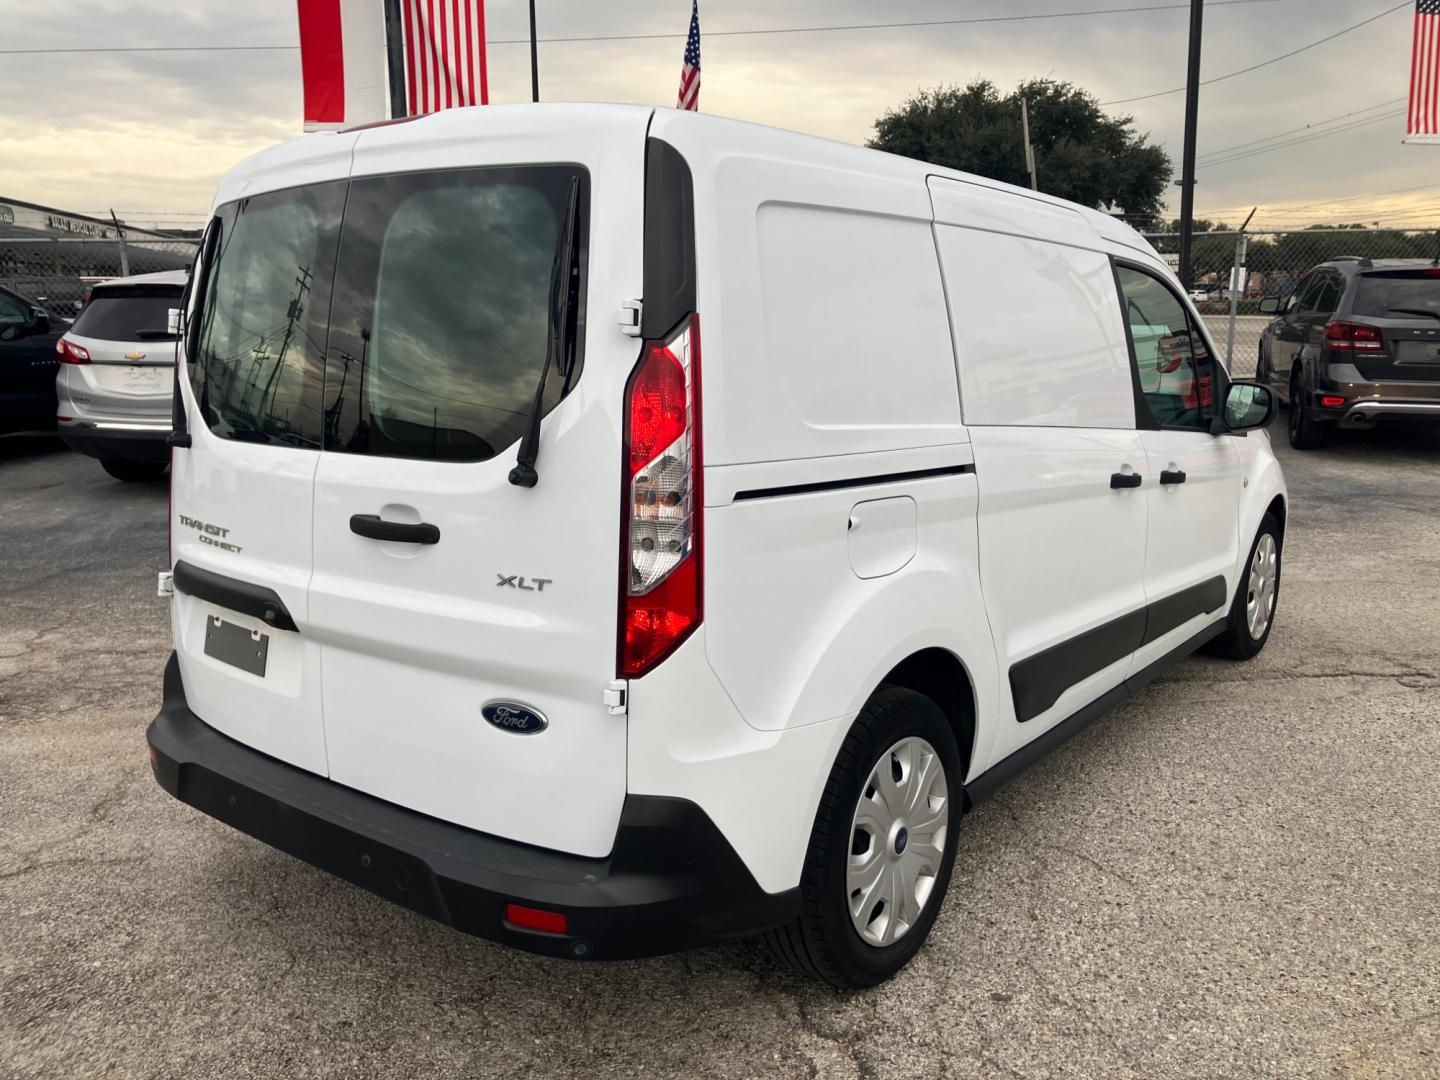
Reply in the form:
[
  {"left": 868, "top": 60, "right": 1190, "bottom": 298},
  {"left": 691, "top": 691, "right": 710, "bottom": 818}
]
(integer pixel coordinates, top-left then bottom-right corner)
[{"left": 496, "top": 574, "right": 553, "bottom": 592}]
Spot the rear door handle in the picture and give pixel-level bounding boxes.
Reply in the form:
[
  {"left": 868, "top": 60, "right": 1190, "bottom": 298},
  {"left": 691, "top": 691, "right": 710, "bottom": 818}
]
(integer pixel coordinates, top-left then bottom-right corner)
[
  {"left": 349, "top": 514, "right": 441, "bottom": 545},
  {"left": 1160, "top": 469, "right": 1188, "bottom": 485},
  {"left": 1110, "top": 472, "right": 1143, "bottom": 489}
]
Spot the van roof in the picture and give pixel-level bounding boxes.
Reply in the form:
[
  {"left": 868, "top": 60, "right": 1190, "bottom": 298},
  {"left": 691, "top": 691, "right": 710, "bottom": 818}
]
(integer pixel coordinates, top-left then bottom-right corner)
[{"left": 213, "top": 103, "right": 1154, "bottom": 254}]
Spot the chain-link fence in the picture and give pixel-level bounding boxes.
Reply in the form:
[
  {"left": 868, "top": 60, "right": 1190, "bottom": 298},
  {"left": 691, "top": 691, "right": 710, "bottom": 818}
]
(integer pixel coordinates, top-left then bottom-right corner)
[
  {"left": 1143, "top": 228, "right": 1440, "bottom": 379},
  {"left": 0, "top": 237, "right": 199, "bottom": 316}
]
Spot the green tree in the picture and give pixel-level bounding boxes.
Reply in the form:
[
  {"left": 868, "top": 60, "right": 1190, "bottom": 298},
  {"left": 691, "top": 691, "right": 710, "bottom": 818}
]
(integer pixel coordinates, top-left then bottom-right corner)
[{"left": 868, "top": 79, "right": 1172, "bottom": 228}]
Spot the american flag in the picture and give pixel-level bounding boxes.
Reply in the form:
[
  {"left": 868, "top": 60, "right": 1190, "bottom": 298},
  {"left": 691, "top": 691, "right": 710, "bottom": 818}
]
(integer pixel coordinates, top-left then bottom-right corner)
[
  {"left": 401, "top": 0, "right": 489, "bottom": 115},
  {"left": 1408, "top": 0, "right": 1440, "bottom": 142},
  {"left": 677, "top": 0, "right": 701, "bottom": 111}
]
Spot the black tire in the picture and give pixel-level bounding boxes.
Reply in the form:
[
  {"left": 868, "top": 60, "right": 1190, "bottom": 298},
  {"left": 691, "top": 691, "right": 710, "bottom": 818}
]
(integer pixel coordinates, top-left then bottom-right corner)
[
  {"left": 761, "top": 686, "right": 962, "bottom": 988},
  {"left": 1208, "top": 512, "right": 1281, "bottom": 660},
  {"left": 100, "top": 458, "right": 168, "bottom": 482},
  {"left": 1287, "top": 370, "right": 1326, "bottom": 450}
]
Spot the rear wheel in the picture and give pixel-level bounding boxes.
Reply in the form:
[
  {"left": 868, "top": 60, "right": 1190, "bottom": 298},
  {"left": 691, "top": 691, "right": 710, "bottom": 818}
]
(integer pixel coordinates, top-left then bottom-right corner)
[
  {"left": 1208, "top": 512, "right": 1281, "bottom": 660},
  {"left": 100, "top": 458, "right": 168, "bottom": 482},
  {"left": 1287, "top": 370, "right": 1326, "bottom": 450},
  {"left": 761, "top": 686, "right": 961, "bottom": 988}
]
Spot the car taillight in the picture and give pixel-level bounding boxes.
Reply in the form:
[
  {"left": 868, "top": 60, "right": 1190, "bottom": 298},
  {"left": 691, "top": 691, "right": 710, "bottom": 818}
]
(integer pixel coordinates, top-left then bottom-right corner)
[
  {"left": 1325, "top": 321, "right": 1384, "bottom": 352},
  {"left": 619, "top": 314, "right": 702, "bottom": 679},
  {"left": 56, "top": 339, "right": 90, "bottom": 363}
]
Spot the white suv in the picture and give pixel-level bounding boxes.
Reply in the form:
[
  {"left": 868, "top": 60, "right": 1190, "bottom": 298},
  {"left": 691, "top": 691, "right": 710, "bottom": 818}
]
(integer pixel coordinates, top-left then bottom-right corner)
[{"left": 147, "top": 105, "right": 1286, "bottom": 988}]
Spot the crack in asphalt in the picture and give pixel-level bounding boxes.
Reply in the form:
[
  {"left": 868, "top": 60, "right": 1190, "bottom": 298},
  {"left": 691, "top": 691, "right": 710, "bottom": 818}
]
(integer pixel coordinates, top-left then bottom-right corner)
[{"left": 994, "top": 797, "right": 1139, "bottom": 890}]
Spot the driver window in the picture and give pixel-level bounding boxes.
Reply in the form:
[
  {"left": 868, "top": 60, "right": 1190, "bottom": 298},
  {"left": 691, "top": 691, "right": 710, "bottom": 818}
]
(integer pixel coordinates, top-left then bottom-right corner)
[
  {"left": 1117, "top": 265, "right": 1218, "bottom": 432},
  {"left": 0, "top": 292, "right": 28, "bottom": 326}
]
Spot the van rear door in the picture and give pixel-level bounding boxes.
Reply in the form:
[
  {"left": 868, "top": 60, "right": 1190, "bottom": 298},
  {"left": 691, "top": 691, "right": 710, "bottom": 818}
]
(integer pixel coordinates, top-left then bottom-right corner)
[
  {"left": 306, "top": 109, "right": 650, "bottom": 858},
  {"left": 171, "top": 149, "right": 352, "bottom": 777}
]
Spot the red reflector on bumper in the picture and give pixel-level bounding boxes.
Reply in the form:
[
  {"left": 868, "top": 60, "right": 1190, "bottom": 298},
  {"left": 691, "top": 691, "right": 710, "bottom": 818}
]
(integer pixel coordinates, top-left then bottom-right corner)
[
  {"left": 505, "top": 903, "right": 568, "bottom": 934},
  {"left": 1320, "top": 396, "right": 1346, "bottom": 408}
]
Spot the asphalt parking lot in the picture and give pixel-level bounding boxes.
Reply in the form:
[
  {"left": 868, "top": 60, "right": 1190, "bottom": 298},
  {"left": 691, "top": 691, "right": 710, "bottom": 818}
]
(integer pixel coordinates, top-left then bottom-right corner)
[{"left": 3, "top": 409, "right": 1439, "bottom": 1079}]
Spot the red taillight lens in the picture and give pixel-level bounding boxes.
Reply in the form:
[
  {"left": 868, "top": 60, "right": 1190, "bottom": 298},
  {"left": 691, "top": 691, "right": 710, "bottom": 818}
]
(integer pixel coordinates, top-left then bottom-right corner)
[
  {"left": 619, "top": 314, "right": 702, "bottom": 679},
  {"left": 56, "top": 338, "right": 90, "bottom": 364},
  {"left": 1325, "top": 321, "right": 1384, "bottom": 352},
  {"left": 504, "top": 904, "right": 569, "bottom": 935}
]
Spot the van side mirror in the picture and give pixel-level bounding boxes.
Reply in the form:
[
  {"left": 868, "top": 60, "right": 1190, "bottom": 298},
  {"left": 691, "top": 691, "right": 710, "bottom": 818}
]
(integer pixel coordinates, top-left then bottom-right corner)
[
  {"left": 1257, "top": 297, "right": 1280, "bottom": 315},
  {"left": 1213, "top": 380, "right": 1275, "bottom": 435},
  {"left": 29, "top": 307, "right": 50, "bottom": 334}
]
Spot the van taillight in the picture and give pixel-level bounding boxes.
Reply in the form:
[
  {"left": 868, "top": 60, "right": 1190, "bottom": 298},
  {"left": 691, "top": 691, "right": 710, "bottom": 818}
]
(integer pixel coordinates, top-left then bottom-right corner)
[
  {"left": 1325, "top": 321, "right": 1384, "bottom": 352},
  {"left": 56, "top": 339, "right": 90, "bottom": 364},
  {"left": 619, "top": 314, "right": 702, "bottom": 679}
]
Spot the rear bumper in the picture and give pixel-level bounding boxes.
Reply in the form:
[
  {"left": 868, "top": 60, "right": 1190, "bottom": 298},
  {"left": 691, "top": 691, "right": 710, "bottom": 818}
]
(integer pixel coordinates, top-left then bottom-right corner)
[
  {"left": 1308, "top": 374, "right": 1440, "bottom": 428},
  {"left": 58, "top": 419, "right": 170, "bottom": 461},
  {"left": 146, "top": 653, "right": 798, "bottom": 961}
]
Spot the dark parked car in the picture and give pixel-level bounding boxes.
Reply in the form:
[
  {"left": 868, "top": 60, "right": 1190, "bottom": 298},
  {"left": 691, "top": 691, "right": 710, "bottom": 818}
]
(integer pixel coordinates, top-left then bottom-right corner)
[
  {"left": 0, "top": 285, "right": 65, "bottom": 436},
  {"left": 1258, "top": 258, "right": 1440, "bottom": 449}
]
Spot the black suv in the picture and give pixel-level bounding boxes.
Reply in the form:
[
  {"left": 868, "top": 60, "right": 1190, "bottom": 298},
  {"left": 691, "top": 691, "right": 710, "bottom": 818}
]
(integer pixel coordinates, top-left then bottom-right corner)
[
  {"left": 0, "top": 284, "right": 66, "bottom": 436},
  {"left": 1258, "top": 258, "right": 1440, "bottom": 449}
]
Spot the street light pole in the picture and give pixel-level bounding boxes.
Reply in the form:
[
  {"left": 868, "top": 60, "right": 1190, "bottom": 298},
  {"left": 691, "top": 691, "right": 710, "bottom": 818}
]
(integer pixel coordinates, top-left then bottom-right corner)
[
  {"left": 529, "top": 0, "right": 540, "bottom": 102},
  {"left": 1176, "top": 0, "right": 1204, "bottom": 290}
]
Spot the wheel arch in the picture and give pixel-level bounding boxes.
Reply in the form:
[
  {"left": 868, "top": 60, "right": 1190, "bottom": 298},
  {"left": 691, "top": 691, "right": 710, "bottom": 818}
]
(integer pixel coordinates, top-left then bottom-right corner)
[{"left": 876, "top": 647, "right": 977, "bottom": 782}]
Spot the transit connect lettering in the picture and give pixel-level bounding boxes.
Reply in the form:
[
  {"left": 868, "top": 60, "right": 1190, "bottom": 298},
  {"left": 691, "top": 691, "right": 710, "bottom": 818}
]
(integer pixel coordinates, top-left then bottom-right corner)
[{"left": 177, "top": 515, "right": 242, "bottom": 554}]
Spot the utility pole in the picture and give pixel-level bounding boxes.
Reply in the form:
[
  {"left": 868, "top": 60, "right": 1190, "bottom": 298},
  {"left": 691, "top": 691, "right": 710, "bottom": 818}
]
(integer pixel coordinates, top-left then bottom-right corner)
[
  {"left": 529, "top": 0, "right": 540, "bottom": 102},
  {"left": 1020, "top": 98, "right": 1038, "bottom": 191},
  {"left": 1176, "top": 0, "right": 1204, "bottom": 290}
]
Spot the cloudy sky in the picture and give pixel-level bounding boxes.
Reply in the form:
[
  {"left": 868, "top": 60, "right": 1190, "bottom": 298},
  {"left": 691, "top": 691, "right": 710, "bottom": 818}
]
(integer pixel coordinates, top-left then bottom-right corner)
[{"left": 1, "top": 0, "right": 1433, "bottom": 231}]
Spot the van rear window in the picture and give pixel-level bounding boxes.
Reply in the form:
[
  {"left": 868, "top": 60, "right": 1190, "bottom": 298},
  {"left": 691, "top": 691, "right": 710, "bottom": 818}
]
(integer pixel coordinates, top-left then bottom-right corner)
[
  {"left": 72, "top": 287, "right": 183, "bottom": 343},
  {"left": 321, "top": 165, "right": 587, "bottom": 462},
  {"left": 1353, "top": 272, "right": 1440, "bottom": 319}
]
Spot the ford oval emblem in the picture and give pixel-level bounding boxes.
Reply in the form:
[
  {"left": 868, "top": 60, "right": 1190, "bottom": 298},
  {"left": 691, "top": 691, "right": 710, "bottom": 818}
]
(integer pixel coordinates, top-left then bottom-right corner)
[{"left": 482, "top": 701, "right": 548, "bottom": 735}]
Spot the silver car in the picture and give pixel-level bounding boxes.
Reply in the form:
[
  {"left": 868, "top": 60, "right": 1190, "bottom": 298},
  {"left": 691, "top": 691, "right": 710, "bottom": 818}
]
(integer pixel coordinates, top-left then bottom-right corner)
[{"left": 55, "top": 270, "right": 187, "bottom": 481}]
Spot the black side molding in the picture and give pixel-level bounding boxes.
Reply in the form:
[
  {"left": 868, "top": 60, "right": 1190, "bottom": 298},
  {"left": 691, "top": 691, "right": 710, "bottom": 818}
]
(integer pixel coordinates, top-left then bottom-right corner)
[
  {"left": 968, "top": 619, "right": 1226, "bottom": 806},
  {"left": 733, "top": 463, "right": 975, "bottom": 502},
  {"left": 1009, "top": 576, "right": 1227, "bottom": 723},
  {"left": 171, "top": 560, "right": 299, "bottom": 632}
]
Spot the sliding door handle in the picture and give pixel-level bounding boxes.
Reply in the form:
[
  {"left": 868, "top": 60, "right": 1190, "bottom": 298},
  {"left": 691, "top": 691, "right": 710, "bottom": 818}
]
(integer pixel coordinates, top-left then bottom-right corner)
[
  {"left": 1160, "top": 469, "right": 1188, "bottom": 485},
  {"left": 1110, "top": 472, "right": 1143, "bottom": 489},
  {"left": 349, "top": 514, "right": 441, "bottom": 545}
]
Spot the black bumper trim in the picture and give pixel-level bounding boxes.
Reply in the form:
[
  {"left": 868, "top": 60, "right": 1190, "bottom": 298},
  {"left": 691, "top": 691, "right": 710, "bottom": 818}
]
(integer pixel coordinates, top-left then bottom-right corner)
[{"left": 146, "top": 653, "right": 798, "bottom": 960}]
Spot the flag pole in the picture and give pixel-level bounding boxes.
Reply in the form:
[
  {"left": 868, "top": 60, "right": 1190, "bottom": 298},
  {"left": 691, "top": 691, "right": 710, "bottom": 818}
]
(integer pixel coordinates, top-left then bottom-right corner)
[
  {"left": 529, "top": 0, "right": 540, "bottom": 102},
  {"left": 382, "top": 0, "right": 408, "bottom": 118}
]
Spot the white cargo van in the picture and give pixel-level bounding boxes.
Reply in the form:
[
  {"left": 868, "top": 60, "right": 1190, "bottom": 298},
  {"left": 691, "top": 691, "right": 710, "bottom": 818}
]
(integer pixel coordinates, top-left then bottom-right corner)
[{"left": 147, "top": 104, "right": 1286, "bottom": 987}]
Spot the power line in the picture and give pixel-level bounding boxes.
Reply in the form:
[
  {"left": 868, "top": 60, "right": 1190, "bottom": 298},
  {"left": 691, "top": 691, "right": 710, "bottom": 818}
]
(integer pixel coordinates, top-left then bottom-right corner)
[
  {"left": 0, "top": 0, "right": 1283, "bottom": 55},
  {"left": 1100, "top": 1, "right": 1410, "bottom": 106},
  {"left": 1197, "top": 109, "right": 1407, "bottom": 168},
  {"left": 1195, "top": 98, "right": 1406, "bottom": 162}
]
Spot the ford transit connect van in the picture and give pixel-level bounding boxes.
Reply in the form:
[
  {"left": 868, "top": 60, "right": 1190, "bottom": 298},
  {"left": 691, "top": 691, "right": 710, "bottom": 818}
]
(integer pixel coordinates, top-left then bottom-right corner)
[{"left": 147, "top": 105, "right": 1286, "bottom": 987}]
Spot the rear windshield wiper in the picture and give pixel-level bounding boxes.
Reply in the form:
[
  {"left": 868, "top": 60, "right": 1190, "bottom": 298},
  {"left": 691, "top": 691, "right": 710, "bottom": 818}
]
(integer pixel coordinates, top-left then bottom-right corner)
[
  {"left": 135, "top": 329, "right": 179, "bottom": 341},
  {"left": 509, "top": 175, "right": 581, "bottom": 488}
]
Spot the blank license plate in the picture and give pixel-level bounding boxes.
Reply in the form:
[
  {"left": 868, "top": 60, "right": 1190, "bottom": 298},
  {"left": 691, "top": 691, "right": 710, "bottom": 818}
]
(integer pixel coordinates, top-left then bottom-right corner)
[
  {"left": 1396, "top": 341, "right": 1440, "bottom": 364},
  {"left": 204, "top": 616, "right": 268, "bottom": 676},
  {"left": 124, "top": 366, "right": 165, "bottom": 390}
]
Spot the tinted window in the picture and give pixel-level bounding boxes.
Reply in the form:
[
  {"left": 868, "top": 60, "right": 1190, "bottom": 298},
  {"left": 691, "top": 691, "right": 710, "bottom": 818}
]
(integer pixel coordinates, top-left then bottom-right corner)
[
  {"left": 1117, "top": 265, "right": 1218, "bottom": 431},
  {"left": 72, "top": 287, "right": 183, "bottom": 342},
  {"left": 322, "top": 165, "right": 587, "bottom": 461},
  {"left": 1304, "top": 272, "right": 1342, "bottom": 316},
  {"left": 1353, "top": 272, "right": 1440, "bottom": 318},
  {"left": 190, "top": 182, "right": 345, "bottom": 448},
  {"left": 0, "top": 291, "right": 26, "bottom": 325}
]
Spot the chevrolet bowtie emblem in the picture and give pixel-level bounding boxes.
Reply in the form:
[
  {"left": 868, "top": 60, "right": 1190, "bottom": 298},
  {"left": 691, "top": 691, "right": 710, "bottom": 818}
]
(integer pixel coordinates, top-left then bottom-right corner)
[{"left": 125, "top": 351, "right": 146, "bottom": 360}]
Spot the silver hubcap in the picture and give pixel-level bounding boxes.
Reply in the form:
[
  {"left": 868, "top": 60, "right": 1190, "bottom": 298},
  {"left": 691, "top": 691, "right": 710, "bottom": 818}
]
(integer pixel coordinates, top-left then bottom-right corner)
[
  {"left": 847, "top": 736, "right": 949, "bottom": 948},
  {"left": 1247, "top": 533, "right": 1279, "bottom": 640}
]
